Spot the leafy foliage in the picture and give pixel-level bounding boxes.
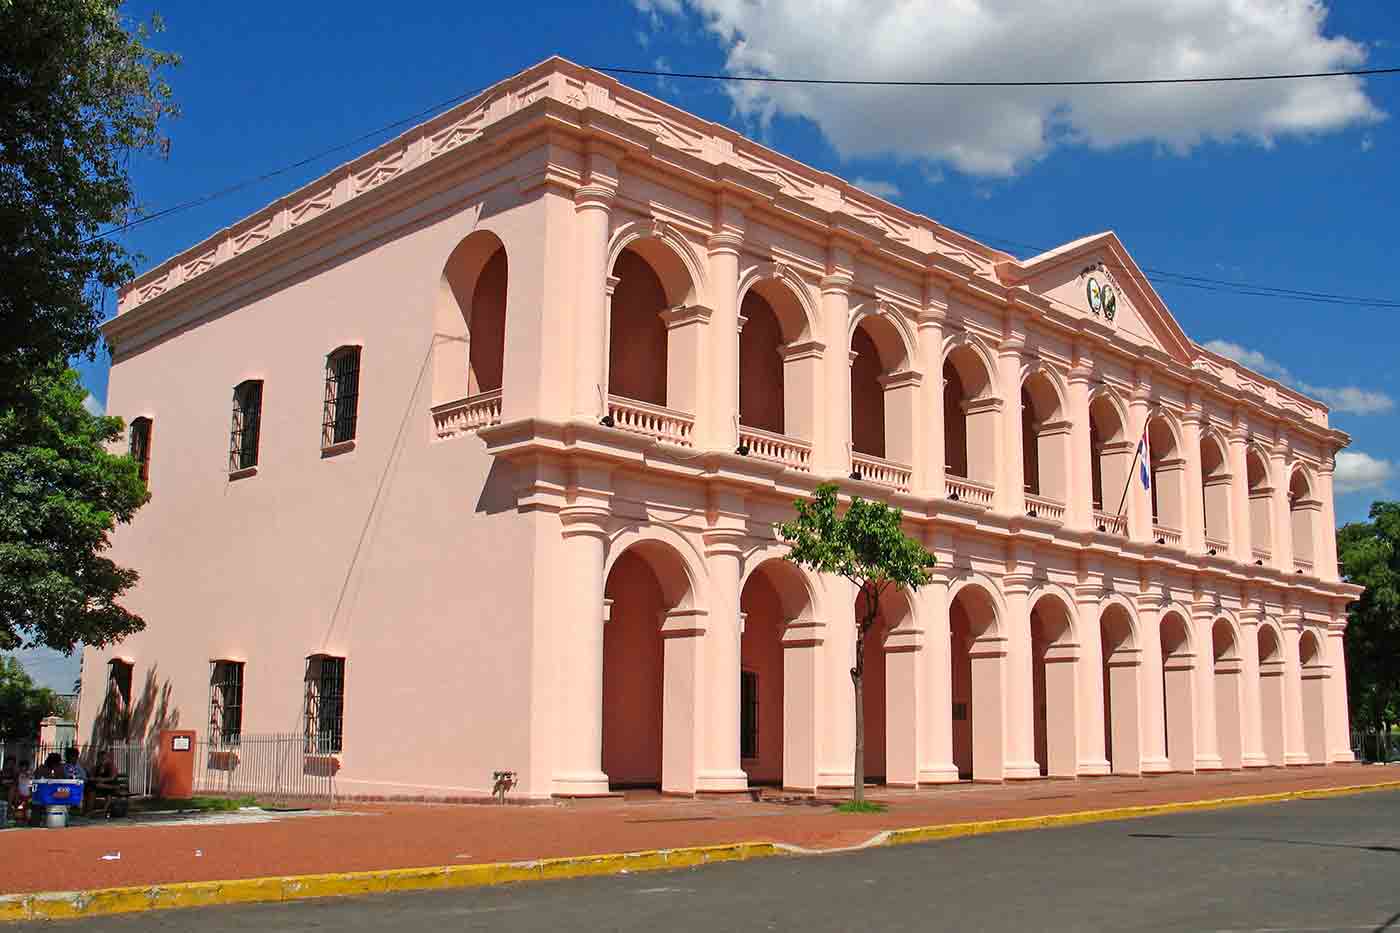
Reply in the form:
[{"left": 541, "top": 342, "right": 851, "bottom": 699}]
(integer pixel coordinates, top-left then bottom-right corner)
[
  {"left": 1338, "top": 502, "right": 1400, "bottom": 735},
  {"left": 0, "top": 368, "right": 149, "bottom": 652},
  {"left": 0, "top": 655, "right": 66, "bottom": 739},
  {"left": 0, "top": 0, "right": 179, "bottom": 411},
  {"left": 778, "top": 483, "right": 935, "bottom": 801}
]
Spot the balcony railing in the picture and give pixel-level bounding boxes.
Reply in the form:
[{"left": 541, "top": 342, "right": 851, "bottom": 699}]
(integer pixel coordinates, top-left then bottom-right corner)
[
  {"left": 1024, "top": 494, "right": 1064, "bottom": 522},
  {"left": 1153, "top": 524, "right": 1183, "bottom": 547},
  {"left": 1204, "top": 535, "right": 1229, "bottom": 555},
  {"left": 738, "top": 425, "right": 812, "bottom": 472},
  {"left": 1094, "top": 510, "right": 1126, "bottom": 536},
  {"left": 1251, "top": 545, "right": 1272, "bottom": 564},
  {"left": 1294, "top": 557, "right": 1314, "bottom": 576},
  {"left": 606, "top": 395, "right": 694, "bottom": 447},
  {"left": 851, "top": 452, "right": 912, "bottom": 492},
  {"left": 947, "top": 475, "right": 995, "bottom": 507},
  {"left": 432, "top": 388, "right": 502, "bottom": 439}
]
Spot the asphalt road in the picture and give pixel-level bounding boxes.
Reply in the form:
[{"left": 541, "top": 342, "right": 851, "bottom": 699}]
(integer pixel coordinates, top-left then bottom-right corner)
[{"left": 26, "top": 790, "right": 1400, "bottom": 932}]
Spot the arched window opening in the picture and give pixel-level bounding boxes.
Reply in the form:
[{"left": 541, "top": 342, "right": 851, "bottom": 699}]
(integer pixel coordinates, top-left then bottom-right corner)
[
  {"left": 1021, "top": 372, "right": 1068, "bottom": 511},
  {"left": 949, "top": 584, "right": 1001, "bottom": 781},
  {"left": 1289, "top": 468, "right": 1319, "bottom": 574},
  {"left": 943, "top": 344, "right": 997, "bottom": 491},
  {"left": 850, "top": 325, "right": 886, "bottom": 459},
  {"left": 738, "top": 290, "right": 785, "bottom": 436},
  {"left": 1201, "top": 435, "right": 1232, "bottom": 552},
  {"left": 608, "top": 248, "right": 670, "bottom": 407},
  {"left": 432, "top": 232, "right": 507, "bottom": 436},
  {"left": 128, "top": 416, "right": 152, "bottom": 484},
  {"left": 1160, "top": 613, "right": 1195, "bottom": 772},
  {"left": 1298, "top": 629, "right": 1327, "bottom": 763},
  {"left": 1246, "top": 450, "right": 1273, "bottom": 564},
  {"left": 1212, "top": 620, "right": 1243, "bottom": 769},
  {"left": 1089, "top": 395, "right": 1130, "bottom": 534},
  {"left": 1147, "top": 416, "right": 1184, "bottom": 544},
  {"left": 1030, "top": 595, "right": 1076, "bottom": 777},
  {"left": 1257, "top": 625, "right": 1286, "bottom": 766},
  {"left": 848, "top": 312, "right": 916, "bottom": 486},
  {"left": 1100, "top": 604, "right": 1141, "bottom": 774}
]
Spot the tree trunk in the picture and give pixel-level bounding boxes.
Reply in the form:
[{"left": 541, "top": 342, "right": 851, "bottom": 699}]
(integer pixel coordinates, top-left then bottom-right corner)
[{"left": 852, "top": 630, "right": 865, "bottom": 804}]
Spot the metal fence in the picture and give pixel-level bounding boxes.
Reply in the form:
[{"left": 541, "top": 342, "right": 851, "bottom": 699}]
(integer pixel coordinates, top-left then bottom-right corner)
[
  {"left": 0, "top": 741, "right": 155, "bottom": 795},
  {"left": 193, "top": 733, "right": 337, "bottom": 808},
  {"left": 1352, "top": 731, "right": 1400, "bottom": 763}
]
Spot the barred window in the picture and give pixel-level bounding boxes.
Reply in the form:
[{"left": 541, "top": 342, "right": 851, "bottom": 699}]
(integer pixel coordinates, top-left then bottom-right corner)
[
  {"left": 740, "top": 670, "right": 759, "bottom": 760},
  {"left": 209, "top": 661, "right": 245, "bottom": 745},
  {"left": 304, "top": 656, "right": 345, "bottom": 754},
  {"left": 129, "top": 417, "right": 152, "bottom": 483},
  {"left": 229, "top": 380, "right": 263, "bottom": 472},
  {"left": 108, "top": 659, "right": 133, "bottom": 708},
  {"left": 322, "top": 347, "right": 361, "bottom": 447}
]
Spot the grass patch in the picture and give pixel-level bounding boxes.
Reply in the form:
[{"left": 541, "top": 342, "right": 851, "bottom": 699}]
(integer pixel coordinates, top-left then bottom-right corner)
[
  {"left": 835, "top": 800, "right": 888, "bottom": 814},
  {"left": 140, "top": 795, "right": 259, "bottom": 813}
]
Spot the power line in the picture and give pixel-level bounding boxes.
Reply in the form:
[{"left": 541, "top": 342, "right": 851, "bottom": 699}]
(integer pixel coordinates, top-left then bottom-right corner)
[{"left": 595, "top": 63, "right": 1400, "bottom": 88}]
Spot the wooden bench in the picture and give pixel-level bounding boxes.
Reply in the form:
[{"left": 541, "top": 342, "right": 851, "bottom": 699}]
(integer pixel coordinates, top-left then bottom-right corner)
[{"left": 85, "top": 774, "right": 133, "bottom": 818}]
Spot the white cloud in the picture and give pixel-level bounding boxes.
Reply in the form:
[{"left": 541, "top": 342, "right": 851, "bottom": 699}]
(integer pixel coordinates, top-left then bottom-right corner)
[
  {"left": 1202, "top": 339, "right": 1393, "bottom": 415},
  {"left": 641, "top": 0, "right": 1384, "bottom": 176},
  {"left": 1335, "top": 451, "right": 1393, "bottom": 494},
  {"left": 82, "top": 393, "right": 105, "bottom": 416},
  {"left": 851, "top": 176, "right": 900, "bottom": 200}
]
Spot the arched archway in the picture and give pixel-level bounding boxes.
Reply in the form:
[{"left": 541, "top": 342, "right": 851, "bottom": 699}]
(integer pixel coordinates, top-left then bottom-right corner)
[
  {"left": 1089, "top": 394, "right": 1131, "bottom": 534},
  {"left": 1160, "top": 612, "right": 1196, "bottom": 772},
  {"left": 1299, "top": 629, "right": 1328, "bottom": 763},
  {"left": 433, "top": 230, "right": 508, "bottom": 409},
  {"left": 1100, "top": 602, "right": 1141, "bottom": 774},
  {"left": 1030, "top": 593, "right": 1077, "bottom": 776},
  {"left": 608, "top": 247, "right": 672, "bottom": 407},
  {"left": 1201, "top": 433, "right": 1233, "bottom": 552},
  {"left": 949, "top": 583, "right": 1003, "bottom": 780},
  {"left": 1021, "top": 370, "right": 1070, "bottom": 510},
  {"left": 855, "top": 587, "right": 915, "bottom": 785},
  {"left": 740, "top": 559, "right": 817, "bottom": 788},
  {"left": 738, "top": 277, "right": 816, "bottom": 454},
  {"left": 1246, "top": 449, "right": 1274, "bottom": 564},
  {"left": 1212, "top": 619, "right": 1243, "bottom": 769},
  {"left": 602, "top": 539, "right": 698, "bottom": 791},
  {"left": 1148, "top": 414, "right": 1185, "bottom": 545},
  {"left": 849, "top": 311, "right": 917, "bottom": 474},
  {"left": 1289, "top": 468, "right": 1320, "bottom": 575},
  {"left": 1257, "top": 624, "right": 1286, "bottom": 766},
  {"left": 944, "top": 343, "right": 998, "bottom": 490}
]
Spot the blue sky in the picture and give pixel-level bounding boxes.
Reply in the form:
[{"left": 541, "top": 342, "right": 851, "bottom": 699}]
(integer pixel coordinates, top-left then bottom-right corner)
[{"left": 26, "top": 1, "right": 1400, "bottom": 687}]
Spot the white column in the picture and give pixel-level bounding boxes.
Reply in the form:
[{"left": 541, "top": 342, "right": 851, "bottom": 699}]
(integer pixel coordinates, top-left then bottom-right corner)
[
  {"left": 1326, "top": 617, "right": 1355, "bottom": 762},
  {"left": 1126, "top": 383, "right": 1152, "bottom": 543},
  {"left": 698, "top": 518, "right": 748, "bottom": 792},
  {"left": 705, "top": 224, "right": 744, "bottom": 451},
  {"left": 1193, "top": 605, "right": 1223, "bottom": 769},
  {"left": 1136, "top": 595, "right": 1170, "bottom": 772},
  {"left": 1066, "top": 359, "right": 1094, "bottom": 532},
  {"left": 1239, "top": 609, "right": 1268, "bottom": 768},
  {"left": 1181, "top": 406, "right": 1207, "bottom": 553},
  {"left": 998, "top": 332, "right": 1026, "bottom": 516},
  {"left": 917, "top": 573, "right": 958, "bottom": 783},
  {"left": 571, "top": 165, "right": 617, "bottom": 419},
  {"left": 1318, "top": 456, "right": 1341, "bottom": 582},
  {"left": 917, "top": 286, "right": 948, "bottom": 498},
  {"left": 1228, "top": 424, "right": 1252, "bottom": 563},
  {"left": 1074, "top": 583, "right": 1110, "bottom": 774},
  {"left": 818, "top": 577, "right": 858, "bottom": 788},
  {"left": 818, "top": 265, "right": 854, "bottom": 476},
  {"left": 1271, "top": 444, "right": 1294, "bottom": 573},
  {"left": 1002, "top": 572, "right": 1040, "bottom": 778},
  {"left": 1282, "top": 615, "right": 1309, "bottom": 765}
]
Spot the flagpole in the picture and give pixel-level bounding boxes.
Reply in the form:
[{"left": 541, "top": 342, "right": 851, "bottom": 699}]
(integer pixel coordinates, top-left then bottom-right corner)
[{"left": 1111, "top": 441, "right": 1144, "bottom": 525}]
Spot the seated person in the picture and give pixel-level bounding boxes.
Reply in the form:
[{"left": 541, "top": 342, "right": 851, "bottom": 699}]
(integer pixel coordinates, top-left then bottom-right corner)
[
  {"left": 35, "top": 752, "right": 64, "bottom": 779},
  {"left": 92, "top": 751, "right": 118, "bottom": 784},
  {"left": 10, "top": 760, "right": 33, "bottom": 820},
  {"left": 63, "top": 747, "right": 87, "bottom": 782}
]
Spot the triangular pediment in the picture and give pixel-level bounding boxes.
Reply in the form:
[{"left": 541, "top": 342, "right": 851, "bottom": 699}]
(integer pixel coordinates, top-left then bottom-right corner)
[{"left": 995, "top": 232, "right": 1195, "bottom": 365}]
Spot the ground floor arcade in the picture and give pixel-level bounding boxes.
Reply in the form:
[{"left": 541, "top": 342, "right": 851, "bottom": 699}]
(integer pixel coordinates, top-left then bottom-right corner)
[{"left": 551, "top": 515, "right": 1352, "bottom": 797}]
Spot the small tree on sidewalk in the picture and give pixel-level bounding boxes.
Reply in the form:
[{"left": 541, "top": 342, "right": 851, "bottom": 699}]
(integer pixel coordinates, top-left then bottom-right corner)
[{"left": 777, "top": 483, "right": 935, "bottom": 805}]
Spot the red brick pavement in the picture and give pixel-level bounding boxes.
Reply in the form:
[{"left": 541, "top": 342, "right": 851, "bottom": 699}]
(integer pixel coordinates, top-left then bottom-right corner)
[{"left": 1, "top": 765, "right": 1392, "bottom": 895}]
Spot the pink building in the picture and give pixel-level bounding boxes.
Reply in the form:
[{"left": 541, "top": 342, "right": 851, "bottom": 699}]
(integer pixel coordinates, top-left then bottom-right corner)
[{"left": 81, "top": 58, "right": 1361, "bottom": 800}]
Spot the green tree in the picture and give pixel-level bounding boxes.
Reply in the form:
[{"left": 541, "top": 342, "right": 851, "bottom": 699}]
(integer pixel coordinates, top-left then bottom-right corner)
[
  {"left": 0, "top": 368, "right": 149, "bottom": 653},
  {"left": 1337, "top": 502, "right": 1400, "bottom": 748},
  {"left": 0, "top": 0, "right": 178, "bottom": 412},
  {"left": 0, "top": 655, "right": 65, "bottom": 740},
  {"left": 778, "top": 483, "right": 935, "bottom": 804}
]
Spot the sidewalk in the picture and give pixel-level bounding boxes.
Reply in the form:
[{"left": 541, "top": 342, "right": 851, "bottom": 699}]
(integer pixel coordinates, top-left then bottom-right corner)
[{"left": 1, "top": 765, "right": 1393, "bottom": 896}]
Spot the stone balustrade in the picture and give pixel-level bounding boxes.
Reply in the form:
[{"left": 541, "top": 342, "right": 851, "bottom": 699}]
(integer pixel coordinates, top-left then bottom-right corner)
[
  {"left": 851, "top": 452, "right": 913, "bottom": 493},
  {"left": 738, "top": 425, "right": 812, "bottom": 472},
  {"left": 947, "top": 475, "right": 996, "bottom": 508},
  {"left": 432, "top": 389, "right": 502, "bottom": 439},
  {"left": 1024, "top": 494, "right": 1065, "bottom": 523},
  {"left": 606, "top": 395, "right": 695, "bottom": 448}
]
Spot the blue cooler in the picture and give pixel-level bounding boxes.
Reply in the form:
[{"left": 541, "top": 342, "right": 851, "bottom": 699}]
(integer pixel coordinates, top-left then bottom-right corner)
[{"left": 32, "top": 779, "right": 84, "bottom": 808}]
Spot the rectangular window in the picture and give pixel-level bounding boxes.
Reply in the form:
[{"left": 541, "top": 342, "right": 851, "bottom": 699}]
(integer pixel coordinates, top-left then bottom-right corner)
[
  {"left": 304, "top": 656, "right": 345, "bottom": 754},
  {"left": 740, "top": 670, "right": 759, "bottom": 760},
  {"left": 322, "top": 347, "right": 361, "bottom": 447},
  {"left": 128, "top": 417, "right": 152, "bottom": 483},
  {"left": 209, "top": 661, "right": 245, "bottom": 745},
  {"left": 108, "top": 659, "right": 133, "bottom": 708},
  {"left": 952, "top": 701, "right": 969, "bottom": 722},
  {"left": 229, "top": 380, "right": 263, "bottom": 472}
]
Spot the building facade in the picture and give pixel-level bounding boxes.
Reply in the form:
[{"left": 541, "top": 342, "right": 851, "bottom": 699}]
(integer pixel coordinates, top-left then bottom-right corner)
[{"left": 80, "top": 58, "right": 1361, "bottom": 800}]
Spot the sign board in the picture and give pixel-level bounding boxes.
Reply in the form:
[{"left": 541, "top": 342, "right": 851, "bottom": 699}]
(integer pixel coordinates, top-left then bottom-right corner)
[{"left": 171, "top": 735, "right": 191, "bottom": 752}]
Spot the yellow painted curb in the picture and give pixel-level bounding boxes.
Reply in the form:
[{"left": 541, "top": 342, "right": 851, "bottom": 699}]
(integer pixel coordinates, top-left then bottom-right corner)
[{"left": 3, "top": 780, "right": 1396, "bottom": 923}]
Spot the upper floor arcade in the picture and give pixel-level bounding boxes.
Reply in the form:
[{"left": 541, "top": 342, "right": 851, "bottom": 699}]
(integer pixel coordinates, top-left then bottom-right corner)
[{"left": 107, "top": 57, "right": 1349, "bottom": 588}]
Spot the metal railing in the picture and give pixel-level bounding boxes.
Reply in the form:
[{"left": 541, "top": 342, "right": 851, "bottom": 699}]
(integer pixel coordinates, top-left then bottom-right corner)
[
  {"left": 1024, "top": 494, "right": 1065, "bottom": 522},
  {"left": 0, "top": 741, "right": 154, "bottom": 796},
  {"left": 946, "top": 475, "right": 995, "bottom": 507},
  {"left": 1352, "top": 731, "right": 1400, "bottom": 763},
  {"left": 431, "top": 388, "right": 502, "bottom": 439},
  {"left": 193, "top": 733, "right": 337, "bottom": 808},
  {"left": 606, "top": 395, "right": 694, "bottom": 447},
  {"left": 738, "top": 425, "right": 811, "bottom": 471},
  {"left": 851, "top": 452, "right": 913, "bottom": 492}
]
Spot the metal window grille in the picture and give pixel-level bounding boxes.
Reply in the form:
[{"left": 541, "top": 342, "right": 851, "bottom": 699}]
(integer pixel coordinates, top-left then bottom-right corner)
[
  {"left": 128, "top": 417, "right": 152, "bottom": 482},
  {"left": 952, "top": 701, "right": 969, "bottom": 722},
  {"left": 208, "top": 661, "right": 245, "bottom": 746},
  {"left": 740, "top": 670, "right": 759, "bottom": 760},
  {"left": 322, "top": 347, "right": 361, "bottom": 446},
  {"left": 108, "top": 659, "right": 133, "bottom": 708},
  {"left": 229, "top": 380, "right": 263, "bottom": 471},
  {"left": 304, "top": 656, "right": 345, "bottom": 754}
]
